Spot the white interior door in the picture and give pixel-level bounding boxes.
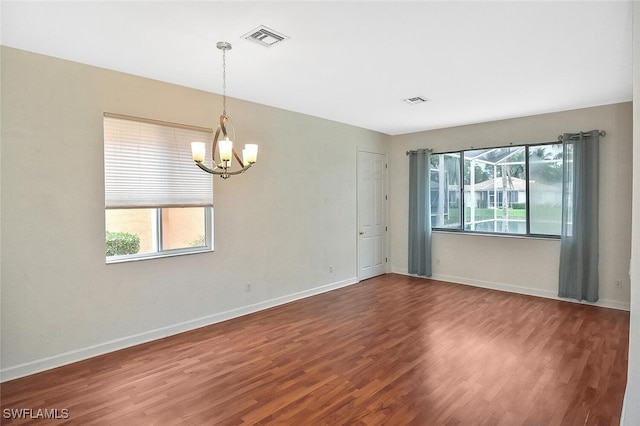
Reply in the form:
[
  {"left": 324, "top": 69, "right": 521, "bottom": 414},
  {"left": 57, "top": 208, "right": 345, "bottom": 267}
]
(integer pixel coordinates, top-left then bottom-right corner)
[{"left": 357, "top": 150, "right": 387, "bottom": 280}]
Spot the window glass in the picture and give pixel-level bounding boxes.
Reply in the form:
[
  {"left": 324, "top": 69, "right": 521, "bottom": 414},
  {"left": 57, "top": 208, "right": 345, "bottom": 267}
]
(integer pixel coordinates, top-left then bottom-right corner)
[
  {"left": 161, "top": 207, "right": 207, "bottom": 250},
  {"left": 529, "top": 144, "right": 563, "bottom": 235},
  {"left": 463, "top": 147, "right": 526, "bottom": 234},
  {"left": 106, "top": 208, "right": 156, "bottom": 256},
  {"left": 430, "top": 153, "right": 461, "bottom": 229},
  {"left": 432, "top": 142, "right": 562, "bottom": 238},
  {"left": 105, "top": 207, "right": 211, "bottom": 260}
]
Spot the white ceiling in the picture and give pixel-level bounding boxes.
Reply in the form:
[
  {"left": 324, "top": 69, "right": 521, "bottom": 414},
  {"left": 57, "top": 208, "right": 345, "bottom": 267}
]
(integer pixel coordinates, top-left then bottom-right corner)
[{"left": 0, "top": 1, "right": 633, "bottom": 135}]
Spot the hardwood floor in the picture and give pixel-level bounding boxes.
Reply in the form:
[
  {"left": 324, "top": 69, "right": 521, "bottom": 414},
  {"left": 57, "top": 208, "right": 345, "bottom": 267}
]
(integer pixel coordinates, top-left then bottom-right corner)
[{"left": 1, "top": 274, "right": 629, "bottom": 425}]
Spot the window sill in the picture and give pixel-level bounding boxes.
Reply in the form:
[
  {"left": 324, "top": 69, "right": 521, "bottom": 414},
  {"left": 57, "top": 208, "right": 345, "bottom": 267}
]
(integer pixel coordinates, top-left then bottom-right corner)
[
  {"left": 432, "top": 229, "right": 560, "bottom": 241},
  {"left": 106, "top": 247, "right": 213, "bottom": 264}
]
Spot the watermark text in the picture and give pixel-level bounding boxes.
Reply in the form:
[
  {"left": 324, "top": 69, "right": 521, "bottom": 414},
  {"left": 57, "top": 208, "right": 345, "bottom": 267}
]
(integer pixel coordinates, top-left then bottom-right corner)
[{"left": 3, "top": 408, "right": 69, "bottom": 420}]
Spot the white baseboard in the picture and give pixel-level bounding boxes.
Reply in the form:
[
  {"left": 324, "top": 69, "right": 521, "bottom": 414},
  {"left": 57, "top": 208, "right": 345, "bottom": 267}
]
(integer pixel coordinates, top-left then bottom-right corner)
[
  {"left": 391, "top": 267, "right": 630, "bottom": 311},
  {"left": 0, "top": 277, "right": 358, "bottom": 383}
]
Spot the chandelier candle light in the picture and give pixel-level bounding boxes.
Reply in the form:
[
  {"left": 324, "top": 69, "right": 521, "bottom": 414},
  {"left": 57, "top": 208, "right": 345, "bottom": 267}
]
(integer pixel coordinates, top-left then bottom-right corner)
[{"left": 192, "top": 41, "right": 258, "bottom": 179}]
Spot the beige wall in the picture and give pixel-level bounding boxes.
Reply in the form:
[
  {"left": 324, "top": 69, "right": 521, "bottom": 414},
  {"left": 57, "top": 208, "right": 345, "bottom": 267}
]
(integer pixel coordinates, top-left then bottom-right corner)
[
  {"left": 0, "top": 47, "right": 390, "bottom": 380},
  {"left": 389, "top": 103, "right": 633, "bottom": 310},
  {"left": 1, "top": 45, "right": 634, "bottom": 383}
]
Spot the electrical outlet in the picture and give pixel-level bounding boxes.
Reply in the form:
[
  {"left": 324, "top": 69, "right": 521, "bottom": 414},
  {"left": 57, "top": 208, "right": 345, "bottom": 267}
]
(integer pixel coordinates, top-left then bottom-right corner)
[
  {"left": 246, "top": 283, "right": 252, "bottom": 292},
  {"left": 436, "top": 258, "right": 441, "bottom": 265},
  {"left": 329, "top": 265, "right": 334, "bottom": 273},
  {"left": 615, "top": 280, "right": 622, "bottom": 288}
]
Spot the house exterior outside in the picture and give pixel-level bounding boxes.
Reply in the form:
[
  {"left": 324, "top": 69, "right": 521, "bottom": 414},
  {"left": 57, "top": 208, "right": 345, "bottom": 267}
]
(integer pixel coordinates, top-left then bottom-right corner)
[{"left": 464, "top": 177, "right": 561, "bottom": 208}]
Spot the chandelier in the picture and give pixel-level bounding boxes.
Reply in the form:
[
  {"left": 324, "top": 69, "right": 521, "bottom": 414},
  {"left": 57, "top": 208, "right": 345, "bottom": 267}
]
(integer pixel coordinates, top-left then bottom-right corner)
[{"left": 191, "top": 42, "right": 258, "bottom": 179}]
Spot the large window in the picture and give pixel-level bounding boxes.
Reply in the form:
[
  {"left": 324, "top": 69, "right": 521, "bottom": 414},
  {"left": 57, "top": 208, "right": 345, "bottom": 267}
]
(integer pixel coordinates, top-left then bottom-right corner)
[
  {"left": 104, "top": 114, "right": 214, "bottom": 262},
  {"left": 431, "top": 142, "right": 562, "bottom": 237}
]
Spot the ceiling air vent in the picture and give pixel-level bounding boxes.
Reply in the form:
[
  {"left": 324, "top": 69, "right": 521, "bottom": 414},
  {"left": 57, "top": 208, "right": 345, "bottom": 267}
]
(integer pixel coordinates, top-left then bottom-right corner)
[
  {"left": 403, "top": 96, "right": 428, "bottom": 105},
  {"left": 243, "top": 26, "right": 289, "bottom": 47}
]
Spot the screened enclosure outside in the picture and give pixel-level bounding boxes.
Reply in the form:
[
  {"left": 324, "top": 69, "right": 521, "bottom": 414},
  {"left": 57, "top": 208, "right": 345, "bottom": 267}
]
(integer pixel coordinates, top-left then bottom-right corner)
[{"left": 430, "top": 143, "right": 563, "bottom": 236}]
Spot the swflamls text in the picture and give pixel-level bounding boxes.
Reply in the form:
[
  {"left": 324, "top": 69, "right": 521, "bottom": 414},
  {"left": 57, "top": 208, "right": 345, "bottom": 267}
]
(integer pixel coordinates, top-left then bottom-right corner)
[{"left": 3, "top": 408, "right": 70, "bottom": 419}]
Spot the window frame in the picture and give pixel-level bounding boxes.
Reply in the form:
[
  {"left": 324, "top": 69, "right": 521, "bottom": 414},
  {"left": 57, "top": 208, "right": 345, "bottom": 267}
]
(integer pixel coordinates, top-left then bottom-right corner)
[
  {"left": 431, "top": 141, "right": 562, "bottom": 239},
  {"left": 106, "top": 207, "right": 214, "bottom": 264},
  {"left": 104, "top": 113, "right": 215, "bottom": 263}
]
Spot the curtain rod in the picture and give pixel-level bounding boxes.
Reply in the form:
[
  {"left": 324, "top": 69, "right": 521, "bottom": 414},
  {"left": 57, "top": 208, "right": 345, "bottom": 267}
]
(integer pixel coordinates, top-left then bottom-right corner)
[
  {"left": 557, "top": 130, "right": 606, "bottom": 142},
  {"left": 406, "top": 130, "right": 606, "bottom": 155},
  {"left": 405, "top": 148, "right": 433, "bottom": 156}
]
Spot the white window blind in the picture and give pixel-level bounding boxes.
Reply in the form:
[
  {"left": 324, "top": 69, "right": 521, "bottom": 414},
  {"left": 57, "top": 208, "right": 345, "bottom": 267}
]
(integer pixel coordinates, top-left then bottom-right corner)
[{"left": 104, "top": 113, "right": 213, "bottom": 209}]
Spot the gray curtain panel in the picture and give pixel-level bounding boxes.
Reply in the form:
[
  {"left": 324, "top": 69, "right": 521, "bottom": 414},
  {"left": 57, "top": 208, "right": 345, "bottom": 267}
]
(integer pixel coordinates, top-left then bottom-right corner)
[
  {"left": 558, "top": 131, "right": 599, "bottom": 302},
  {"left": 408, "top": 149, "right": 432, "bottom": 277}
]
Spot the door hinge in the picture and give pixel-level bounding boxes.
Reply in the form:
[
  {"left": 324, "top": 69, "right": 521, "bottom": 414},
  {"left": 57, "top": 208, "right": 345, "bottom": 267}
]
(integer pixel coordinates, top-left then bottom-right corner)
[
  {"left": 385, "top": 195, "right": 388, "bottom": 201},
  {"left": 385, "top": 226, "right": 388, "bottom": 232},
  {"left": 385, "top": 257, "right": 388, "bottom": 263},
  {"left": 385, "top": 163, "right": 388, "bottom": 169}
]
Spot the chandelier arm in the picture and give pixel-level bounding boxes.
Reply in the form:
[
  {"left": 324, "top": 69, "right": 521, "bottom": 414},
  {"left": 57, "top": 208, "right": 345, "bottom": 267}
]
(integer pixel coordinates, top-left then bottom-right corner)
[
  {"left": 193, "top": 161, "right": 252, "bottom": 176},
  {"left": 195, "top": 161, "right": 218, "bottom": 174},
  {"left": 232, "top": 148, "right": 245, "bottom": 168},
  {"left": 223, "top": 164, "right": 253, "bottom": 175},
  {"left": 219, "top": 115, "right": 229, "bottom": 139},
  {"left": 212, "top": 126, "right": 221, "bottom": 162}
]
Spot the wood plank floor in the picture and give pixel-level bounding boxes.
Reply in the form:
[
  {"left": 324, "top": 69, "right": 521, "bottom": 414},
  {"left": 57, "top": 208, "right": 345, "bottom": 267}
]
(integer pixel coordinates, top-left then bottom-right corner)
[{"left": 1, "top": 274, "right": 629, "bottom": 425}]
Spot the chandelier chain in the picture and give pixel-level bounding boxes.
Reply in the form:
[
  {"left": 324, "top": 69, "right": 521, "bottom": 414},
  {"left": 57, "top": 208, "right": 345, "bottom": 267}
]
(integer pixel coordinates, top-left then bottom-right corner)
[
  {"left": 191, "top": 41, "right": 257, "bottom": 179},
  {"left": 222, "top": 46, "right": 227, "bottom": 116}
]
